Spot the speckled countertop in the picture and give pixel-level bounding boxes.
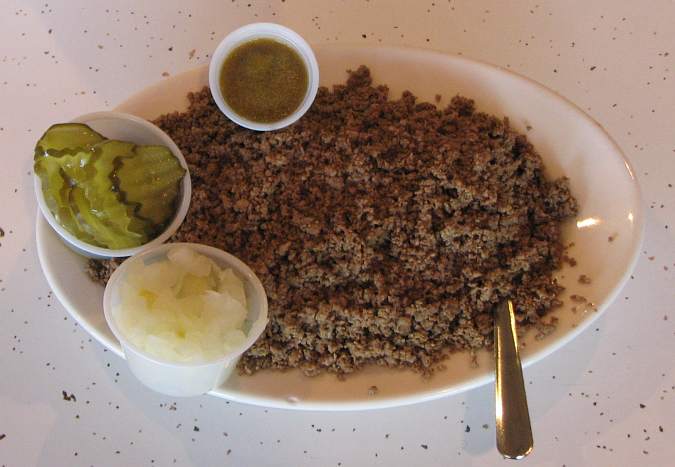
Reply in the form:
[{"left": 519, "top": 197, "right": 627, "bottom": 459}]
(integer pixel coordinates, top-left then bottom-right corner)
[{"left": 1, "top": 1, "right": 674, "bottom": 466}]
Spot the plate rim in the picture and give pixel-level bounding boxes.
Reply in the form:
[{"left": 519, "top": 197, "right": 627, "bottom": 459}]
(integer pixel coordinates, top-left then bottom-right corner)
[{"left": 36, "top": 44, "right": 644, "bottom": 411}]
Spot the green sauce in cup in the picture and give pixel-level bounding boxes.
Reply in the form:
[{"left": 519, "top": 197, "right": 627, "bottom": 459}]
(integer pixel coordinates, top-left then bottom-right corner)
[{"left": 219, "top": 38, "right": 309, "bottom": 124}]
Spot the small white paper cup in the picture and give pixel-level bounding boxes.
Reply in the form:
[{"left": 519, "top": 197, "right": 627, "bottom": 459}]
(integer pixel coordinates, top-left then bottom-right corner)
[
  {"left": 208, "top": 22, "right": 320, "bottom": 131},
  {"left": 103, "top": 243, "right": 268, "bottom": 397},
  {"left": 33, "top": 111, "right": 191, "bottom": 259}
]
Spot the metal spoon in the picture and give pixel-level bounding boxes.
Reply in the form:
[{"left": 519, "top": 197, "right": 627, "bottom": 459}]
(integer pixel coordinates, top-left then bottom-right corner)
[{"left": 494, "top": 300, "right": 533, "bottom": 459}]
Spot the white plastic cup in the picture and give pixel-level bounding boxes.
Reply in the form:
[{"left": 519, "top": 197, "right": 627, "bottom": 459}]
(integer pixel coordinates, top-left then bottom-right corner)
[
  {"left": 33, "top": 111, "right": 192, "bottom": 259},
  {"left": 208, "top": 23, "right": 320, "bottom": 131},
  {"left": 103, "top": 243, "right": 268, "bottom": 397}
]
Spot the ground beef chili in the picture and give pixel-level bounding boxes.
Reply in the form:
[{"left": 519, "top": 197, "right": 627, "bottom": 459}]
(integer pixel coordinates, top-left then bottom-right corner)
[{"left": 87, "top": 66, "right": 578, "bottom": 376}]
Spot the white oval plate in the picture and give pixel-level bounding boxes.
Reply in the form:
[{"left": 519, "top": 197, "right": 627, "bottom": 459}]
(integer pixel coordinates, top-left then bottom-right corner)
[{"left": 36, "top": 45, "right": 643, "bottom": 411}]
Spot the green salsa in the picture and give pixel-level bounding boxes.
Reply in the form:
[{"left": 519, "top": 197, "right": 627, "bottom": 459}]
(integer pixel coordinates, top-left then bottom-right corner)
[{"left": 219, "top": 38, "right": 308, "bottom": 123}]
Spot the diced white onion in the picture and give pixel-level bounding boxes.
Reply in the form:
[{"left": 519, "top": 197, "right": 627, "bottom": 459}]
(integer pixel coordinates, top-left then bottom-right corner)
[{"left": 114, "top": 246, "right": 249, "bottom": 363}]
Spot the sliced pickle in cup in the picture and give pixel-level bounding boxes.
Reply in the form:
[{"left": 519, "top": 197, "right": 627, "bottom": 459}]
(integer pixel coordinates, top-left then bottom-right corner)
[
  {"left": 35, "top": 123, "right": 105, "bottom": 157},
  {"left": 33, "top": 123, "right": 185, "bottom": 250}
]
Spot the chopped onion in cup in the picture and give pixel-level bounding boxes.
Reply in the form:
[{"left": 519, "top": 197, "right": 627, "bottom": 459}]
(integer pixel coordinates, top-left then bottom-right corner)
[{"left": 114, "top": 245, "right": 249, "bottom": 363}]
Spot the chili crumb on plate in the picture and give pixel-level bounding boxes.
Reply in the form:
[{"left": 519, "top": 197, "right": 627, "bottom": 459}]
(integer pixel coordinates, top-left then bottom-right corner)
[{"left": 87, "top": 66, "right": 578, "bottom": 377}]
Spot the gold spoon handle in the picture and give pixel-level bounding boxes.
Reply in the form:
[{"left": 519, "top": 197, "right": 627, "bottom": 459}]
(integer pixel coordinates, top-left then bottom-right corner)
[{"left": 494, "top": 300, "right": 533, "bottom": 459}]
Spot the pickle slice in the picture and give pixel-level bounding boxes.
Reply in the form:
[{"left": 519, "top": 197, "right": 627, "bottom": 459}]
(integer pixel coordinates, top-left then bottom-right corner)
[
  {"left": 92, "top": 201, "right": 148, "bottom": 246},
  {"left": 70, "top": 186, "right": 144, "bottom": 249},
  {"left": 35, "top": 145, "right": 96, "bottom": 235},
  {"left": 34, "top": 156, "right": 96, "bottom": 244},
  {"left": 35, "top": 123, "right": 104, "bottom": 158},
  {"left": 65, "top": 140, "right": 151, "bottom": 244},
  {"left": 88, "top": 140, "right": 152, "bottom": 240},
  {"left": 84, "top": 140, "right": 135, "bottom": 207},
  {"left": 34, "top": 156, "right": 67, "bottom": 209},
  {"left": 116, "top": 145, "right": 185, "bottom": 226}
]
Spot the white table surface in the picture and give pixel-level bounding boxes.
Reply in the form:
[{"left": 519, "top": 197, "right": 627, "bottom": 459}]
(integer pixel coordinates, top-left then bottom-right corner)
[{"left": 1, "top": 1, "right": 673, "bottom": 466}]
